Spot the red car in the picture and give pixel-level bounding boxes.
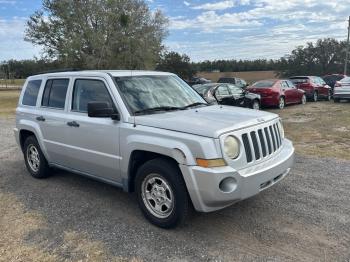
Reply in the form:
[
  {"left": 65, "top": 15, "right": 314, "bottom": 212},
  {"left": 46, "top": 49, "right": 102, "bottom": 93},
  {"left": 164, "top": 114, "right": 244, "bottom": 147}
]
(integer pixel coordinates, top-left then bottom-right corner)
[
  {"left": 289, "top": 76, "right": 331, "bottom": 102},
  {"left": 247, "top": 79, "right": 306, "bottom": 109}
]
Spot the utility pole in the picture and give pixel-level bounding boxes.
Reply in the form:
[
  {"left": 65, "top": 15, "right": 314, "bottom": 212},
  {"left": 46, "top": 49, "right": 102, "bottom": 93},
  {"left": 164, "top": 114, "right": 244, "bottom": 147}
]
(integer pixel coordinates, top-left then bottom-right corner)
[{"left": 344, "top": 16, "right": 350, "bottom": 75}]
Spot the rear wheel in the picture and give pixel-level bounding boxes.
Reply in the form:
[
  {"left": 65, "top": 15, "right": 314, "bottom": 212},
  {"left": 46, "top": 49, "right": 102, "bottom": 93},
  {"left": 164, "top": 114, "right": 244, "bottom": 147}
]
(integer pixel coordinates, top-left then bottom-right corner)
[
  {"left": 251, "top": 100, "right": 260, "bottom": 110},
  {"left": 278, "top": 97, "right": 285, "bottom": 109},
  {"left": 23, "top": 136, "right": 51, "bottom": 178},
  {"left": 135, "top": 158, "right": 190, "bottom": 228}
]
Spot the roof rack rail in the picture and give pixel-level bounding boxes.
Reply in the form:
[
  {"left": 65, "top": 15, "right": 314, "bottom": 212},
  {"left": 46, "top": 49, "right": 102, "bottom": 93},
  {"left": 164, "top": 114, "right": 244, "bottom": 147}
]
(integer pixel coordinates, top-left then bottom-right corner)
[{"left": 37, "top": 68, "right": 82, "bottom": 74}]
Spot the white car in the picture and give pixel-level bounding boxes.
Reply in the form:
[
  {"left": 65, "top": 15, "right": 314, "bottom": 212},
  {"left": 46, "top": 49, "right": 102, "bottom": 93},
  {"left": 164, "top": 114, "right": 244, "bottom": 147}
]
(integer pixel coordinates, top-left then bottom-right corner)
[{"left": 334, "top": 77, "right": 350, "bottom": 102}]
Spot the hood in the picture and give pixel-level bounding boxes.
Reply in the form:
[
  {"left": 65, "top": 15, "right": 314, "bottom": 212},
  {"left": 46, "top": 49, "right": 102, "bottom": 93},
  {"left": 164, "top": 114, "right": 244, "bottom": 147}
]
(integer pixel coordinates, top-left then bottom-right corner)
[{"left": 132, "top": 105, "right": 278, "bottom": 138}]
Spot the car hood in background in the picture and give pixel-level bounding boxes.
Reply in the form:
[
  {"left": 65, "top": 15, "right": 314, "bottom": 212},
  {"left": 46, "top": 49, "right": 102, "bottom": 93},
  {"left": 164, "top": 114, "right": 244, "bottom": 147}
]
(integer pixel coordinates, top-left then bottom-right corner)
[{"left": 132, "top": 105, "right": 278, "bottom": 138}]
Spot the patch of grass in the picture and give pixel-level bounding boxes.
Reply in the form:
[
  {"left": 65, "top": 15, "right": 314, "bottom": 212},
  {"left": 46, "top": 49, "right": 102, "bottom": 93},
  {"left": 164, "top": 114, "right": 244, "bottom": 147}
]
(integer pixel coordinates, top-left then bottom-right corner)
[
  {"left": 0, "top": 78, "right": 25, "bottom": 87},
  {"left": 268, "top": 101, "right": 350, "bottom": 160},
  {"left": 0, "top": 90, "right": 20, "bottom": 117}
]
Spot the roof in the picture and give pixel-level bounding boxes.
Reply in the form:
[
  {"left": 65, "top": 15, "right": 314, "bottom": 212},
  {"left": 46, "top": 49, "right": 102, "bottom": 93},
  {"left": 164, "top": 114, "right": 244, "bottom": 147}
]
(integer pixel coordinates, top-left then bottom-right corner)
[{"left": 28, "top": 70, "right": 174, "bottom": 79}]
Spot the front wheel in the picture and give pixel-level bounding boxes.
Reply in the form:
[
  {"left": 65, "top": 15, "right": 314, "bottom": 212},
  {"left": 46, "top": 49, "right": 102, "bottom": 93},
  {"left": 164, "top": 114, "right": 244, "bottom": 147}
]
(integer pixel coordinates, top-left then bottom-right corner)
[
  {"left": 326, "top": 91, "right": 331, "bottom": 101},
  {"left": 312, "top": 91, "right": 318, "bottom": 102},
  {"left": 135, "top": 158, "right": 190, "bottom": 228},
  {"left": 278, "top": 97, "right": 285, "bottom": 109},
  {"left": 251, "top": 100, "right": 260, "bottom": 110},
  {"left": 301, "top": 94, "right": 307, "bottom": 105}
]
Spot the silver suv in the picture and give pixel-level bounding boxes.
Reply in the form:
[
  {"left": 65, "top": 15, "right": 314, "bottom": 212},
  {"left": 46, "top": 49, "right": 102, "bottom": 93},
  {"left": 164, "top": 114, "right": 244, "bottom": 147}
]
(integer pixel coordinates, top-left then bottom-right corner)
[{"left": 14, "top": 70, "right": 294, "bottom": 228}]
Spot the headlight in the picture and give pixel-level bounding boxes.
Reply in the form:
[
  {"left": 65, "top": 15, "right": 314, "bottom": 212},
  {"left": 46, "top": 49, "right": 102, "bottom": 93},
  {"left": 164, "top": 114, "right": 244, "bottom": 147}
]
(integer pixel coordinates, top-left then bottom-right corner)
[
  {"left": 278, "top": 120, "right": 285, "bottom": 139},
  {"left": 224, "top": 136, "right": 240, "bottom": 159}
]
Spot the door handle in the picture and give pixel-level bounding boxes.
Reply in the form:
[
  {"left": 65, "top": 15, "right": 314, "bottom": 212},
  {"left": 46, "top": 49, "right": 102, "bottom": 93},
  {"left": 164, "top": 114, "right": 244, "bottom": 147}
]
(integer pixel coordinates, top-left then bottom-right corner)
[
  {"left": 36, "top": 116, "right": 45, "bottom": 122},
  {"left": 67, "top": 121, "right": 80, "bottom": 127}
]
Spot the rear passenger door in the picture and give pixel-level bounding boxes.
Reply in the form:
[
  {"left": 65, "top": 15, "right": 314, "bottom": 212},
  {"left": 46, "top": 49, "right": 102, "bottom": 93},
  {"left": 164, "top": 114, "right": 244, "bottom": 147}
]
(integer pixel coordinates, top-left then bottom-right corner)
[
  {"left": 38, "top": 78, "right": 70, "bottom": 166},
  {"left": 63, "top": 77, "right": 121, "bottom": 182}
]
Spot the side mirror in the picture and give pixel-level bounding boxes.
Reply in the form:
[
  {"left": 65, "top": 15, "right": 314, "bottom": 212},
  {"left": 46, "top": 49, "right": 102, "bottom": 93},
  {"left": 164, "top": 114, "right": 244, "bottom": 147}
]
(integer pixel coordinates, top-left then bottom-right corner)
[{"left": 87, "top": 102, "right": 120, "bottom": 120}]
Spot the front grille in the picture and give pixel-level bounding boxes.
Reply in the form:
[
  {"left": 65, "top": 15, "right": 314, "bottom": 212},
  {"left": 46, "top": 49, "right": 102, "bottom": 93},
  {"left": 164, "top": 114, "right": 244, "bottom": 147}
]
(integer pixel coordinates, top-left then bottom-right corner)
[{"left": 242, "top": 122, "right": 282, "bottom": 163}]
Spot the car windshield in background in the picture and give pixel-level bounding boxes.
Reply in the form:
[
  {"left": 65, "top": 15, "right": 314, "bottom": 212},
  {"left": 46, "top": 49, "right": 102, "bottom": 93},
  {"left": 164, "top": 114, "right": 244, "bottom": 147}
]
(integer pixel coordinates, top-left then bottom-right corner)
[
  {"left": 340, "top": 77, "right": 350, "bottom": 83},
  {"left": 290, "top": 77, "right": 308, "bottom": 84},
  {"left": 218, "top": 78, "right": 234, "bottom": 83},
  {"left": 193, "top": 84, "right": 215, "bottom": 95},
  {"left": 114, "top": 75, "right": 207, "bottom": 114},
  {"left": 252, "top": 80, "right": 276, "bottom": 87}
]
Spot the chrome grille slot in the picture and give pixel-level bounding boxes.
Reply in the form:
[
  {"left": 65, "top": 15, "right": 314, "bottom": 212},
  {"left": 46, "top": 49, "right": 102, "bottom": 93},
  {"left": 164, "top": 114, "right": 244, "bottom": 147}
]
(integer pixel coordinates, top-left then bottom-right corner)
[
  {"left": 242, "top": 133, "right": 253, "bottom": 163},
  {"left": 241, "top": 121, "right": 283, "bottom": 163}
]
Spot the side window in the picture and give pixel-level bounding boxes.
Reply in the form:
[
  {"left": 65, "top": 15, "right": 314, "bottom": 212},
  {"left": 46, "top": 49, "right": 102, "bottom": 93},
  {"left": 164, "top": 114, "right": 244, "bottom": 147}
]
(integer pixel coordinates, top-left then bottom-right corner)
[
  {"left": 227, "top": 84, "right": 242, "bottom": 94},
  {"left": 216, "top": 85, "right": 230, "bottom": 96},
  {"left": 22, "top": 80, "right": 42, "bottom": 106},
  {"left": 42, "top": 79, "right": 69, "bottom": 109},
  {"left": 281, "top": 81, "right": 289, "bottom": 89},
  {"left": 286, "top": 80, "right": 295, "bottom": 88},
  {"left": 72, "top": 79, "right": 113, "bottom": 113}
]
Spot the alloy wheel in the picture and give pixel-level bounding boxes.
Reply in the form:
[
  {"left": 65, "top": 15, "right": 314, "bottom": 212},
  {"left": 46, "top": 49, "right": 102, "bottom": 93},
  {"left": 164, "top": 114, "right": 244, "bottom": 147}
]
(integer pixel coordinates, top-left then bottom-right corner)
[
  {"left": 27, "top": 144, "right": 40, "bottom": 172},
  {"left": 141, "top": 174, "right": 174, "bottom": 219},
  {"left": 279, "top": 97, "right": 285, "bottom": 109},
  {"left": 301, "top": 94, "right": 306, "bottom": 104}
]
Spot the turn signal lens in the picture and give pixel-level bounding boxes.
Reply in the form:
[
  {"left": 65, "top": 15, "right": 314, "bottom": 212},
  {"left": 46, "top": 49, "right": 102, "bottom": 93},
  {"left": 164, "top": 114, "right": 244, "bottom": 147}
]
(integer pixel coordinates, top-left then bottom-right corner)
[{"left": 196, "top": 158, "right": 226, "bottom": 168}]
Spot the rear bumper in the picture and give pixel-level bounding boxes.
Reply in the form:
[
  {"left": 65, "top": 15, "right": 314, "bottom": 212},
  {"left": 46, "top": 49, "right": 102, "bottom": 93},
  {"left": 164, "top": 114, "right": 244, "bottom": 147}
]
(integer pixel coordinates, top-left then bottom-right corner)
[
  {"left": 13, "top": 127, "right": 20, "bottom": 147},
  {"left": 333, "top": 92, "right": 350, "bottom": 99},
  {"left": 180, "top": 139, "right": 294, "bottom": 212}
]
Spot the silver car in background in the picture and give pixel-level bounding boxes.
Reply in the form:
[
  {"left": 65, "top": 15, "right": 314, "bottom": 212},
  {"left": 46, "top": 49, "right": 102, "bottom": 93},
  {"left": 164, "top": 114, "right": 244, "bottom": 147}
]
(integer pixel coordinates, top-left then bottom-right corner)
[{"left": 334, "top": 77, "right": 350, "bottom": 102}]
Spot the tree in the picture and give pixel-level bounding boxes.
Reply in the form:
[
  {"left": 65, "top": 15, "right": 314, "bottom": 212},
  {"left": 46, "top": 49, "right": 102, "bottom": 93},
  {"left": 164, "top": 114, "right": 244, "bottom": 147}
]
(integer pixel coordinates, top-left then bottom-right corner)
[
  {"left": 25, "top": 0, "right": 168, "bottom": 70},
  {"left": 156, "top": 51, "right": 196, "bottom": 80},
  {"left": 278, "top": 38, "right": 347, "bottom": 77}
]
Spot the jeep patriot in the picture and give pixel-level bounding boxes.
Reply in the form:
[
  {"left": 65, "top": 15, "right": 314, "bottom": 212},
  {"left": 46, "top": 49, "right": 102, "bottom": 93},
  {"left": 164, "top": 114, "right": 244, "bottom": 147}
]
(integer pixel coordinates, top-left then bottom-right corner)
[{"left": 14, "top": 70, "right": 294, "bottom": 228}]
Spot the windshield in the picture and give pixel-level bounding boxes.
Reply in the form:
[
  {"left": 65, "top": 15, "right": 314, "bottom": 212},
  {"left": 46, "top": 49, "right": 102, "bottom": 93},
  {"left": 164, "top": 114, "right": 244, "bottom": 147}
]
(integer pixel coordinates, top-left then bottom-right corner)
[
  {"left": 252, "top": 80, "right": 276, "bottom": 88},
  {"left": 340, "top": 77, "right": 350, "bottom": 83},
  {"left": 114, "top": 75, "right": 207, "bottom": 114}
]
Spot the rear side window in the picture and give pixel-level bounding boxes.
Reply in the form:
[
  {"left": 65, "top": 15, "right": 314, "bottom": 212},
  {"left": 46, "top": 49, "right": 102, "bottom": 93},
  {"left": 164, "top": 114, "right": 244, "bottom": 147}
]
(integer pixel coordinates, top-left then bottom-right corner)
[
  {"left": 72, "top": 79, "right": 113, "bottom": 112},
  {"left": 42, "top": 79, "right": 69, "bottom": 109},
  {"left": 22, "top": 80, "right": 42, "bottom": 106}
]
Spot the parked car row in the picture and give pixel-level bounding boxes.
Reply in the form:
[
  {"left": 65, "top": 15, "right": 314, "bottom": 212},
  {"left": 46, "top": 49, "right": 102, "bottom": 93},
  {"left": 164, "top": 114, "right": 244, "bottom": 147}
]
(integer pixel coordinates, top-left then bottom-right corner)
[{"left": 193, "top": 73, "right": 350, "bottom": 110}]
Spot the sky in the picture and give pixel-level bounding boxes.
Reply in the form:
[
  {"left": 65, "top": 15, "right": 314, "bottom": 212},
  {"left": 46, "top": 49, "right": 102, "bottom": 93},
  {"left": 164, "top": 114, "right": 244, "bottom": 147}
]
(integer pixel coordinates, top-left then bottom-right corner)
[{"left": 0, "top": 0, "right": 349, "bottom": 62}]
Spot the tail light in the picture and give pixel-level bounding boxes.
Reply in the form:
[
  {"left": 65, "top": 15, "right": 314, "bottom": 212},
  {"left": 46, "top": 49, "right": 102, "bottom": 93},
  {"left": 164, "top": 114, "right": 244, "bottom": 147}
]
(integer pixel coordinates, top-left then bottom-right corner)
[{"left": 334, "top": 81, "right": 341, "bottom": 87}]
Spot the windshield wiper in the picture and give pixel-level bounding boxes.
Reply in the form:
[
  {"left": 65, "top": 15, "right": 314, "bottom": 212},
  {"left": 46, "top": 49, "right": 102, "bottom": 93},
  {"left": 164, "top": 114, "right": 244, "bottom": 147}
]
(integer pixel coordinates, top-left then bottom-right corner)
[
  {"left": 182, "top": 102, "right": 208, "bottom": 109},
  {"left": 134, "top": 106, "right": 182, "bottom": 115}
]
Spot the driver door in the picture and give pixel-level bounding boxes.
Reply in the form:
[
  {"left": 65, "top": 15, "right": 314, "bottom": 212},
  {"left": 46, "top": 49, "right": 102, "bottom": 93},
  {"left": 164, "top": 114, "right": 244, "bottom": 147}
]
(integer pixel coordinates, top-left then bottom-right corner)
[{"left": 63, "top": 77, "right": 122, "bottom": 182}]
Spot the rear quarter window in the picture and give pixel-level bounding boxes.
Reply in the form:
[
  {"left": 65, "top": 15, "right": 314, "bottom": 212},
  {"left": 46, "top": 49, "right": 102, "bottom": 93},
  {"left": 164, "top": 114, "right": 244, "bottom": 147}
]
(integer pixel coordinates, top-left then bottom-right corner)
[
  {"left": 22, "top": 80, "right": 42, "bottom": 106},
  {"left": 42, "top": 79, "right": 69, "bottom": 109}
]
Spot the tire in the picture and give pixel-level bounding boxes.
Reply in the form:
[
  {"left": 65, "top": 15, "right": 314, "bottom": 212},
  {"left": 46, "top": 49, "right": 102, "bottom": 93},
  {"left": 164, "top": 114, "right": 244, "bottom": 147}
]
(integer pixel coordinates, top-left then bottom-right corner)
[
  {"left": 251, "top": 100, "right": 260, "bottom": 110},
  {"left": 326, "top": 91, "right": 331, "bottom": 101},
  {"left": 278, "top": 97, "right": 285, "bottom": 109},
  {"left": 135, "top": 158, "right": 190, "bottom": 228},
  {"left": 334, "top": 97, "right": 340, "bottom": 103},
  {"left": 312, "top": 91, "right": 318, "bottom": 102},
  {"left": 300, "top": 94, "right": 306, "bottom": 105},
  {"left": 23, "top": 135, "right": 51, "bottom": 178}
]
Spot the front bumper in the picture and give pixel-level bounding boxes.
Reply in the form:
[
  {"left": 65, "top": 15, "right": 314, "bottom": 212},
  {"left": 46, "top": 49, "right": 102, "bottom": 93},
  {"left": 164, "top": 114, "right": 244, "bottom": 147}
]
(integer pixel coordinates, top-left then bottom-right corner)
[{"left": 180, "top": 139, "right": 294, "bottom": 212}]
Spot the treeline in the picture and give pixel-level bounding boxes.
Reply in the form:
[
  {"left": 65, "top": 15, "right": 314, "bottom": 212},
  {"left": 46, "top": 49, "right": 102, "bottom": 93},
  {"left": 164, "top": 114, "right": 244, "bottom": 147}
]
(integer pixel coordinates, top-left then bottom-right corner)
[
  {"left": 192, "top": 38, "right": 347, "bottom": 77},
  {"left": 192, "top": 59, "right": 281, "bottom": 73},
  {"left": 1, "top": 38, "right": 347, "bottom": 80}
]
